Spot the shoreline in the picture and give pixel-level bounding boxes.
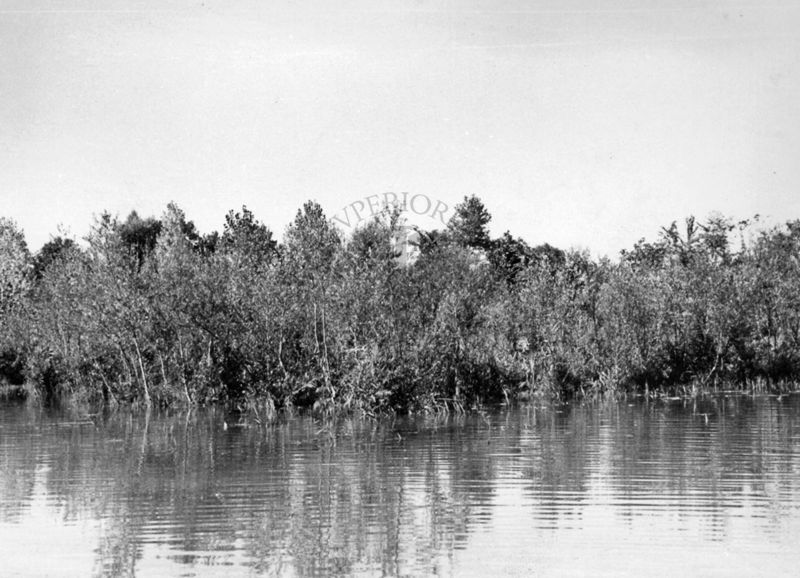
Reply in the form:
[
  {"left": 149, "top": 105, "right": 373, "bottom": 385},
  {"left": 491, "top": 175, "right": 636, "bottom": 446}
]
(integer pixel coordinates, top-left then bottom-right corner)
[{"left": 4, "top": 379, "right": 798, "bottom": 420}]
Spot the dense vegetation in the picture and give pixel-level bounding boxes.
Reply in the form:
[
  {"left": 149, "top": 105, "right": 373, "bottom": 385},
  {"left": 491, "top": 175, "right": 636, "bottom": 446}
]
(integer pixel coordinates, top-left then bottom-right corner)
[{"left": 1, "top": 198, "right": 799, "bottom": 411}]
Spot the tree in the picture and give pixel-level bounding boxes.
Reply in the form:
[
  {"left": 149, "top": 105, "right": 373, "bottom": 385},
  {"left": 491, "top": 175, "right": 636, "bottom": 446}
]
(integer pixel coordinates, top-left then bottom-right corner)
[
  {"left": 0, "top": 218, "right": 30, "bottom": 387},
  {"left": 279, "top": 201, "right": 343, "bottom": 404},
  {"left": 32, "top": 236, "right": 77, "bottom": 280},
  {"left": 447, "top": 195, "right": 492, "bottom": 251},
  {"left": 530, "top": 243, "right": 566, "bottom": 270},
  {"left": 219, "top": 206, "right": 277, "bottom": 269},
  {"left": 0, "top": 217, "right": 30, "bottom": 314},
  {"left": 118, "top": 211, "right": 162, "bottom": 268},
  {"left": 283, "top": 201, "right": 341, "bottom": 277},
  {"left": 488, "top": 232, "right": 558, "bottom": 285}
]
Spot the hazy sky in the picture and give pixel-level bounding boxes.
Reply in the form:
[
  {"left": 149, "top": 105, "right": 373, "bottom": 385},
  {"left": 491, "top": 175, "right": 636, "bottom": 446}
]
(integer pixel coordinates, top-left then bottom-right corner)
[{"left": 2, "top": 0, "right": 799, "bottom": 256}]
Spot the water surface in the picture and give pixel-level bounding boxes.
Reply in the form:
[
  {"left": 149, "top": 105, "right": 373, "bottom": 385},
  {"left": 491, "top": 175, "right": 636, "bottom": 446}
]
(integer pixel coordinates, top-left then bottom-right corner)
[{"left": 1, "top": 396, "right": 799, "bottom": 576}]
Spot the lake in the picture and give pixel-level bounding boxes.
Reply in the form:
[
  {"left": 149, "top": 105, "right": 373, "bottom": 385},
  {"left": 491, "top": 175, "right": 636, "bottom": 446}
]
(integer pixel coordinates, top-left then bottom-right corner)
[{"left": 1, "top": 395, "right": 799, "bottom": 577}]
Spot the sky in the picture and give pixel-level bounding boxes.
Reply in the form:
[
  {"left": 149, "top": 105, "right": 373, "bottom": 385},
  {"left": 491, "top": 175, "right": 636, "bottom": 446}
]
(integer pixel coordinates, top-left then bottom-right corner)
[{"left": 1, "top": 0, "right": 799, "bottom": 257}]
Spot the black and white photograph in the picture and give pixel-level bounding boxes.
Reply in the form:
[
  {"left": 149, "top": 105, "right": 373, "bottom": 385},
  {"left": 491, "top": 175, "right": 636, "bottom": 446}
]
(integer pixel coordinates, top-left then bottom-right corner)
[{"left": 1, "top": 1, "right": 800, "bottom": 576}]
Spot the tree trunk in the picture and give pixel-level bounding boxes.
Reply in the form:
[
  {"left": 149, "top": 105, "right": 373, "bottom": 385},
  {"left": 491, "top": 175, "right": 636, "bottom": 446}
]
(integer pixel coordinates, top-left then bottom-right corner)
[{"left": 132, "top": 337, "right": 151, "bottom": 406}]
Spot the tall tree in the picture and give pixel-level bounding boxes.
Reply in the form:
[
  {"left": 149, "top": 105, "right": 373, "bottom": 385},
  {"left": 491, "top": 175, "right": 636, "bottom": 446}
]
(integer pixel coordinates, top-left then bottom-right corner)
[
  {"left": 280, "top": 202, "right": 342, "bottom": 402},
  {"left": 0, "top": 217, "right": 30, "bottom": 314},
  {"left": 447, "top": 195, "right": 492, "bottom": 251},
  {"left": 220, "top": 206, "right": 277, "bottom": 269},
  {"left": 118, "top": 211, "right": 162, "bottom": 268}
]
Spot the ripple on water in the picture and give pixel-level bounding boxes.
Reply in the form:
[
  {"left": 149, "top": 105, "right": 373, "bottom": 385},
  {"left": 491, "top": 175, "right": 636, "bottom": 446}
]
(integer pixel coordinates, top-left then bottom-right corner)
[{"left": 1, "top": 396, "right": 800, "bottom": 576}]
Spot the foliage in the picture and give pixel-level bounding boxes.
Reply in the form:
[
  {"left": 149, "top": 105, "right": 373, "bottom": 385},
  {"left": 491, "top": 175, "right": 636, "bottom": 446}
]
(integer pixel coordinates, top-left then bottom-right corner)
[
  {"left": 2, "top": 201, "right": 799, "bottom": 410},
  {"left": 447, "top": 195, "right": 492, "bottom": 251},
  {"left": 0, "top": 217, "right": 30, "bottom": 313}
]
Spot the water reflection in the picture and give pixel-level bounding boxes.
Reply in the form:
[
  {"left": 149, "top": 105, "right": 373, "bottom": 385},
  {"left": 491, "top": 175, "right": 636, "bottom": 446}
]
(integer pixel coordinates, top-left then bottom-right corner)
[{"left": 1, "top": 396, "right": 800, "bottom": 577}]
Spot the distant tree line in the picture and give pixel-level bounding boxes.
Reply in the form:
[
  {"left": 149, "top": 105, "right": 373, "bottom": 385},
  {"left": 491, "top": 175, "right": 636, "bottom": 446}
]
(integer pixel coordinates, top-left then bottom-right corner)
[{"left": 1, "top": 198, "right": 798, "bottom": 411}]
